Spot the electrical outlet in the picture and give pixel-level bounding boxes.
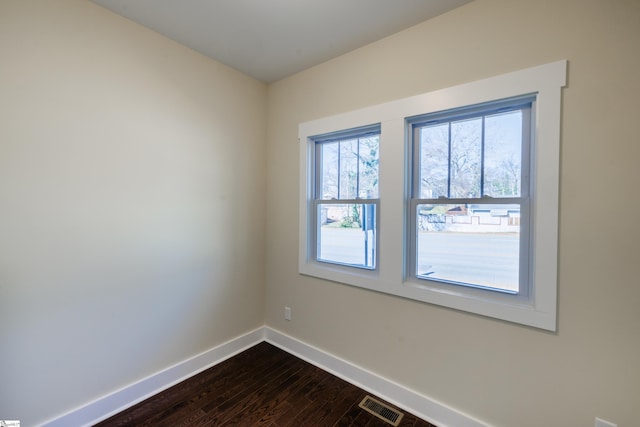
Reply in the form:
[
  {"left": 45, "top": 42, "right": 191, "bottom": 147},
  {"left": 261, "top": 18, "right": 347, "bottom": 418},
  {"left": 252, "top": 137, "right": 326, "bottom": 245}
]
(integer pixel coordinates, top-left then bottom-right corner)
[
  {"left": 284, "top": 306, "right": 292, "bottom": 321},
  {"left": 595, "top": 417, "right": 617, "bottom": 427}
]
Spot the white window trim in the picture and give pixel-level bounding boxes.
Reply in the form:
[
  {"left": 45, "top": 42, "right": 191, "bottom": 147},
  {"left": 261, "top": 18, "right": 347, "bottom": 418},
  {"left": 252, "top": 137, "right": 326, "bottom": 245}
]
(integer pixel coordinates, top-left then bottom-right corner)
[{"left": 299, "top": 60, "right": 566, "bottom": 331}]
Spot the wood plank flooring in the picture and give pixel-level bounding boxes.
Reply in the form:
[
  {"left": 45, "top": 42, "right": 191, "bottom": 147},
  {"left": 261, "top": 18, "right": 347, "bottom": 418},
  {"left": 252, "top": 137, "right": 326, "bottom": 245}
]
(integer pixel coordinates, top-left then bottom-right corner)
[{"left": 95, "top": 342, "right": 436, "bottom": 427}]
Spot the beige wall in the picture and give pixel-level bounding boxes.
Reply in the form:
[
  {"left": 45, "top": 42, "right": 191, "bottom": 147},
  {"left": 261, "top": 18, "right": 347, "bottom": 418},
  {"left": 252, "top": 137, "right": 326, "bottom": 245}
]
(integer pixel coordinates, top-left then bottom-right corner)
[
  {"left": 2, "top": 0, "right": 639, "bottom": 426},
  {"left": 265, "top": 1, "right": 640, "bottom": 426},
  {"left": 0, "top": 1, "right": 267, "bottom": 425}
]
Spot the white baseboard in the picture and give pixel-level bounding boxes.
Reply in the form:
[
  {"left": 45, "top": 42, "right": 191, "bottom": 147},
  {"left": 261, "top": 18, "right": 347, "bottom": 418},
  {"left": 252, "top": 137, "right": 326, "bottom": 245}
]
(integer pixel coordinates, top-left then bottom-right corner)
[
  {"left": 40, "top": 327, "right": 265, "bottom": 427},
  {"left": 41, "top": 326, "right": 486, "bottom": 427},
  {"left": 264, "top": 327, "right": 488, "bottom": 427}
]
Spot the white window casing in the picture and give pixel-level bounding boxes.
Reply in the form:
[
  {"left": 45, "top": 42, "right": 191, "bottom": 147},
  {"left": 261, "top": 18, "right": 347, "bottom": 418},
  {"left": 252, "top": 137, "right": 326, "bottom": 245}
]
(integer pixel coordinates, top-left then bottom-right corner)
[{"left": 299, "top": 60, "right": 566, "bottom": 331}]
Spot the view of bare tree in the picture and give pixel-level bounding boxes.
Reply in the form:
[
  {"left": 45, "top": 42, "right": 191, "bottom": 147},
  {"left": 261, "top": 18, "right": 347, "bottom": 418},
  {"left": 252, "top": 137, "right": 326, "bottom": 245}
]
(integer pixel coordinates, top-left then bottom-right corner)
[{"left": 418, "top": 110, "right": 522, "bottom": 199}]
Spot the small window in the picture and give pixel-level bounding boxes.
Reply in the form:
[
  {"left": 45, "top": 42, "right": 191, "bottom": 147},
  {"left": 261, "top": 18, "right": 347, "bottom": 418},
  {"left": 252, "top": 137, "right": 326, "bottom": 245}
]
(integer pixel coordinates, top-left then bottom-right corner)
[
  {"left": 409, "top": 97, "right": 533, "bottom": 295},
  {"left": 312, "top": 126, "right": 380, "bottom": 269}
]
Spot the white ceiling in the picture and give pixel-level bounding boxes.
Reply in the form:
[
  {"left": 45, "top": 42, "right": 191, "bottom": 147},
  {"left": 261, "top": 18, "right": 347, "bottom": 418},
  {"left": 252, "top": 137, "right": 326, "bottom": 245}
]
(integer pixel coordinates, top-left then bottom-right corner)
[{"left": 90, "top": 0, "right": 473, "bottom": 83}]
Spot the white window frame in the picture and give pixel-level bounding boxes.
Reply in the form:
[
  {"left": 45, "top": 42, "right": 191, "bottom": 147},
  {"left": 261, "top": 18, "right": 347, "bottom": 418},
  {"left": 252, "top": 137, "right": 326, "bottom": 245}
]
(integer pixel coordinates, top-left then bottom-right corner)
[
  {"left": 407, "top": 95, "right": 534, "bottom": 300},
  {"left": 311, "top": 125, "right": 381, "bottom": 270},
  {"left": 299, "top": 60, "right": 566, "bottom": 331}
]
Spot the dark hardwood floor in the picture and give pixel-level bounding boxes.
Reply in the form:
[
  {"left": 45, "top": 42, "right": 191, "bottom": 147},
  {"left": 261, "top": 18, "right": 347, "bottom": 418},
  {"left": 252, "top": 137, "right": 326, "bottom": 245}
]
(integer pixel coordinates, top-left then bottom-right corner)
[{"left": 95, "top": 342, "right": 436, "bottom": 427}]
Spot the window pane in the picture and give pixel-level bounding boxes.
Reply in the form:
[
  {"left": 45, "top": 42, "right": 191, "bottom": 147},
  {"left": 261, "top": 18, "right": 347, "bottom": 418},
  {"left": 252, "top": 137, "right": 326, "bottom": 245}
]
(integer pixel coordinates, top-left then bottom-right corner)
[
  {"left": 318, "top": 203, "right": 376, "bottom": 268},
  {"left": 419, "top": 124, "right": 449, "bottom": 198},
  {"left": 484, "top": 110, "right": 523, "bottom": 197},
  {"left": 320, "top": 142, "right": 339, "bottom": 199},
  {"left": 319, "top": 135, "right": 379, "bottom": 201},
  {"left": 358, "top": 135, "right": 379, "bottom": 198},
  {"left": 338, "top": 139, "right": 359, "bottom": 199},
  {"left": 416, "top": 203, "right": 520, "bottom": 292},
  {"left": 450, "top": 118, "right": 482, "bottom": 198}
]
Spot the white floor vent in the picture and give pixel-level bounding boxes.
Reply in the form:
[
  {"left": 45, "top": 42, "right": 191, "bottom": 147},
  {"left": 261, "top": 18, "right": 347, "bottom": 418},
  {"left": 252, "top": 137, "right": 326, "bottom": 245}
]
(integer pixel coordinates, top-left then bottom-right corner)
[{"left": 358, "top": 395, "right": 404, "bottom": 426}]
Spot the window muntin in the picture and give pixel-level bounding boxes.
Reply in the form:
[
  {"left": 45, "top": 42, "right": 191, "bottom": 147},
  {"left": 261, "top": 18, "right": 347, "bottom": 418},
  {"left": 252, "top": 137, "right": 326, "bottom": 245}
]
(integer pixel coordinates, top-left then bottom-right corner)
[
  {"left": 410, "top": 98, "right": 533, "bottom": 294},
  {"left": 312, "top": 127, "right": 380, "bottom": 269}
]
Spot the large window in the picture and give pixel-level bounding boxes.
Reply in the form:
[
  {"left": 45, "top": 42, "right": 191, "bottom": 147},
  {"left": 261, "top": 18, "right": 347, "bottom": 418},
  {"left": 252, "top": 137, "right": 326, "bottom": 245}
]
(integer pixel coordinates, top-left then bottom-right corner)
[
  {"left": 299, "top": 61, "right": 566, "bottom": 331},
  {"left": 409, "top": 96, "right": 533, "bottom": 295}
]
